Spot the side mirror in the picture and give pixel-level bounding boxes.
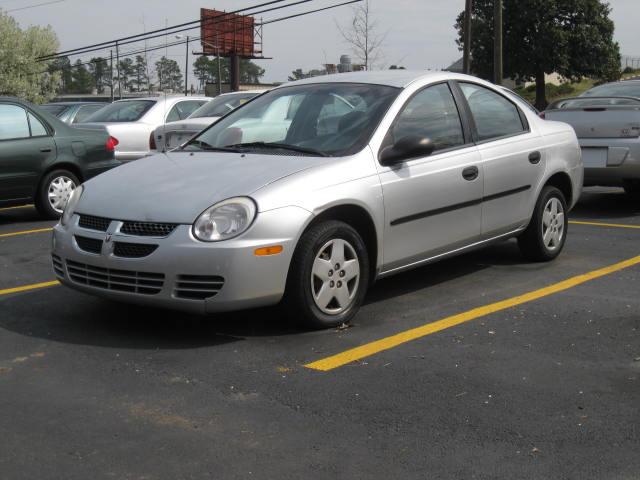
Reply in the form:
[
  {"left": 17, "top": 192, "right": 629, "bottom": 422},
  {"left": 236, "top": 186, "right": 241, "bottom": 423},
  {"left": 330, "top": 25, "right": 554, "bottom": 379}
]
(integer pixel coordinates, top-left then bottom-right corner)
[{"left": 379, "top": 135, "right": 435, "bottom": 166}]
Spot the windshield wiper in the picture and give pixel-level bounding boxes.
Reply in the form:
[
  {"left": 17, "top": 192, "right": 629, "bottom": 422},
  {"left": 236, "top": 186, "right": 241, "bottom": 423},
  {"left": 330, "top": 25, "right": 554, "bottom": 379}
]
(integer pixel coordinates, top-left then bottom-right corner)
[
  {"left": 225, "top": 142, "right": 328, "bottom": 157},
  {"left": 183, "top": 140, "right": 241, "bottom": 153}
]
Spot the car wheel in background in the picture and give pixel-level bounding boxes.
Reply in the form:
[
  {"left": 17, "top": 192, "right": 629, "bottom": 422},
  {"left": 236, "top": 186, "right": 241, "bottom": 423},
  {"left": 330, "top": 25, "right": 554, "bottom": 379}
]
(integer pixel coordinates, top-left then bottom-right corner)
[
  {"left": 623, "top": 181, "right": 640, "bottom": 196},
  {"left": 35, "top": 169, "right": 79, "bottom": 219},
  {"left": 284, "top": 220, "right": 369, "bottom": 329},
  {"left": 518, "top": 185, "right": 568, "bottom": 262}
]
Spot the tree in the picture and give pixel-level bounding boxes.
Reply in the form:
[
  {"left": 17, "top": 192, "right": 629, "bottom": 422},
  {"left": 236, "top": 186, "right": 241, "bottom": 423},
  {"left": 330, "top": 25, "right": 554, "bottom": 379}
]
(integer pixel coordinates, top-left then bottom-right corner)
[
  {"left": 132, "top": 56, "right": 149, "bottom": 92},
  {"left": 192, "top": 57, "right": 264, "bottom": 89},
  {"left": 69, "top": 60, "right": 93, "bottom": 93},
  {"left": 49, "top": 56, "right": 72, "bottom": 93},
  {"left": 455, "top": 0, "right": 621, "bottom": 109},
  {"left": 117, "top": 57, "right": 135, "bottom": 92},
  {"left": 155, "top": 56, "right": 182, "bottom": 92},
  {"left": 0, "top": 10, "right": 60, "bottom": 103},
  {"left": 336, "top": 0, "right": 386, "bottom": 70},
  {"left": 88, "top": 57, "right": 110, "bottom": 93}
]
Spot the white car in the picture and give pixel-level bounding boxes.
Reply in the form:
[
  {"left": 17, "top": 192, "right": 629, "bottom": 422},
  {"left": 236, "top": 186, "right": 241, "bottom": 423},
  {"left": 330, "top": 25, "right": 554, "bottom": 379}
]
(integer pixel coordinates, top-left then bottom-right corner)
[
  {"left": 78, "top": 96, "right": 209, "bottom": 161},
  {"left": 152, "top": 90, "right": 265, "bottom": 152}
]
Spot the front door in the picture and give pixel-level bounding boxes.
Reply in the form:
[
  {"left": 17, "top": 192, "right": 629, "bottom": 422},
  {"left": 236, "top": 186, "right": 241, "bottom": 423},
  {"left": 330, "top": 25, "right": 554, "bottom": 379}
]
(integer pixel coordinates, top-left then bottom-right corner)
[{"left": 377, "top": 82, "right": 483, "bottom": 273}]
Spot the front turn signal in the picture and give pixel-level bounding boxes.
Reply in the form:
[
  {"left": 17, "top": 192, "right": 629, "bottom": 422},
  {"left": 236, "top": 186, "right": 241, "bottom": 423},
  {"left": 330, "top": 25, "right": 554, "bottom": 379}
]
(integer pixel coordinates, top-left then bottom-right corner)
[{"left": 254, "top": 245, "right": 283, "bottom": 256}]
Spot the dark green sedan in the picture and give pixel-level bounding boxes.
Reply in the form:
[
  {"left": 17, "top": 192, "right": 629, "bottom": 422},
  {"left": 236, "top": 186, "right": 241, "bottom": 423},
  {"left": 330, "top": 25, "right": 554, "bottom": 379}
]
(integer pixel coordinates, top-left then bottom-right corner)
[{"left": 0, "top": 97, "right": 120, "bottom": 218}]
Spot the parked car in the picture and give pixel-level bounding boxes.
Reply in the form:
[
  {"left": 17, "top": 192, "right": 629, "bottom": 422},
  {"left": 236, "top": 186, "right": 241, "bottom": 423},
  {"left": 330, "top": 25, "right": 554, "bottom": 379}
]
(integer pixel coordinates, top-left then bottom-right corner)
[
  {"left": 52, "top": 71, "right": 582, "bottom": 328},
  {"left": 41, "top": 102, "right": 108, "bottom": 125},
  {"left": 0, "top": 97, "right": 120, "bottom": 218},
  {"left": 78, "top": 96, "right": 208, "bottom": 161},
  {"left": 152, "top": 90, "right": 264, "bottom": 152},
  {"left": 544, "top": 81, "right": 640, "bottom": 194}
]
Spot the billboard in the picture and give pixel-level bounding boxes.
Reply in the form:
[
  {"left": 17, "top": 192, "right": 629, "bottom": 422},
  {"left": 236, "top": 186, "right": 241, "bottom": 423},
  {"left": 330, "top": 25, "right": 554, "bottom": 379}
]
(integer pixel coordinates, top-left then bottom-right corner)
[{"left": 200, "top": 8, "right": 255, "bottom": 57}]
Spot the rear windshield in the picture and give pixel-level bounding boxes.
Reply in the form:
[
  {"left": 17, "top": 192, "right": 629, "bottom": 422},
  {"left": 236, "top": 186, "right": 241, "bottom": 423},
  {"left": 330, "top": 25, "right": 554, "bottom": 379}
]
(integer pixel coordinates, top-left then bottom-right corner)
[
  {"left": 83, "top": 100, "right": 156, "bottom": 122},
  {"left": 190, "top": 93, "right": 259, "bottom": 118},
  {"left": 41, "top": 104, "right": 70, "bottom": 117},
  {"left": 551, "top": 97, "right": 640, "bottom": 109},
  {"left": 582, "top": 82, "right": 640, "bottom": 98}
]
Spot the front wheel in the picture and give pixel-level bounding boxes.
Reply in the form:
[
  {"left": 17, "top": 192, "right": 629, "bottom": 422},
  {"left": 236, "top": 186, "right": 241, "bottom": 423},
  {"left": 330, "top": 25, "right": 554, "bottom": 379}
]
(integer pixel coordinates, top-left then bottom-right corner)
[
  {"left": 283, "top": 220, "right": 370, "bottom": 329},
  {"left": 518, "top": 186, "right": 568, "bottom": 262}
]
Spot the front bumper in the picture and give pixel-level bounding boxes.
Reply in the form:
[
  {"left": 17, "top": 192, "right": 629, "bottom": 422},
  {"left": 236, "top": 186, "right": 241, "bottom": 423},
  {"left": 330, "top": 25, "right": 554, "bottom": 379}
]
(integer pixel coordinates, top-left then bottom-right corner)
[
  {"left": 580, "top": 138, "right": 640, "bottom": 186},
  {"left": 51, "top": 206, "right": 312, "bottom": 314}
]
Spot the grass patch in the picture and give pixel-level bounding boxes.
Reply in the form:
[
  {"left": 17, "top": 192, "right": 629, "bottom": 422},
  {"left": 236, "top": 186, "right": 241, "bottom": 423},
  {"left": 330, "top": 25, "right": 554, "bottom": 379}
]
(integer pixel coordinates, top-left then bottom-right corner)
[{"left": 514, "top": 78, "right": 595, "bottom": 105}]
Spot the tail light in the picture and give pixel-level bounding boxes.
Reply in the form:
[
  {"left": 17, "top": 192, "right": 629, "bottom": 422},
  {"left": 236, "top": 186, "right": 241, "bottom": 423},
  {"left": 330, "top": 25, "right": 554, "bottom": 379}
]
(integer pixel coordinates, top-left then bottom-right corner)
[
  {"left": 105, "top": 136, "right": 119, "bottom": 152},
  {"left": 149, "top": 132, "right": 157, "bottom": 150}
]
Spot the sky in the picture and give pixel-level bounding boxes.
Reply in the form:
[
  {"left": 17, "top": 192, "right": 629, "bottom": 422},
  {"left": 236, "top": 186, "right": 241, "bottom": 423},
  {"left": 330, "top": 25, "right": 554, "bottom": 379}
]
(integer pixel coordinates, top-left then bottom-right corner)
[{"left": 3, "top": 0, "right": 639, "bottom": 85}]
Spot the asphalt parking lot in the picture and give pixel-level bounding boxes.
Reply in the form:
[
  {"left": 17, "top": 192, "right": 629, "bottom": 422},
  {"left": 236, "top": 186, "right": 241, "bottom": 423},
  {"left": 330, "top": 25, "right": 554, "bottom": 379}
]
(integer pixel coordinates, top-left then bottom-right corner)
[{"left": 1, "top": 187, "right": 639, "bottom": 480}]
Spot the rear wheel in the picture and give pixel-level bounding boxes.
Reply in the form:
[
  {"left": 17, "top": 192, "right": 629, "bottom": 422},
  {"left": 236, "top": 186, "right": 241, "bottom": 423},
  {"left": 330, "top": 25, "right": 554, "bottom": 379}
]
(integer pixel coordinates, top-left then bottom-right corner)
[
  {"left": 35, "top": 169, "right": 79, "bottom": 219},
  {"left": 518, "top": 186, "right": 568, "bottom": 262},
  {"left": 283, "top": 220, "right": 369, "bottom": 329}
]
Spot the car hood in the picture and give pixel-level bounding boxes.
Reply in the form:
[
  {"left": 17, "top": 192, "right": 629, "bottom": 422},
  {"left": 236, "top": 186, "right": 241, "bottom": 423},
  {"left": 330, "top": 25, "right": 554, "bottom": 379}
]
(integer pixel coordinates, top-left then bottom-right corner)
[{"left": 77, "top": 151, "right": 323, "bottom": 223}]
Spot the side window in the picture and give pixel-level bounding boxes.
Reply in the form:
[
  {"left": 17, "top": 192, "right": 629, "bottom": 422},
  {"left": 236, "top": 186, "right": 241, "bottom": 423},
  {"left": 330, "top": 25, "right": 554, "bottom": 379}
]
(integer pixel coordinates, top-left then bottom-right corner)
[
  {"left": 390, "top": 83, "right": 465, "bottom": 152},
  {"left": 0, "top": 105, "right": 30, "bottom": 140},
  {"left": 459, "top": 83, "right": 525, "bottom": 141},
  {"left": 167, "top": 101, "right": 207, "bottom": 122},
  {"left": 28, "top": 113, "right": 48, "bottom": 136},
  {"left": 73, "top": 105, "right": 103, "bottom": 124},
  {"left": 165, "top": 104, "right": 182, "bottom": 123}
]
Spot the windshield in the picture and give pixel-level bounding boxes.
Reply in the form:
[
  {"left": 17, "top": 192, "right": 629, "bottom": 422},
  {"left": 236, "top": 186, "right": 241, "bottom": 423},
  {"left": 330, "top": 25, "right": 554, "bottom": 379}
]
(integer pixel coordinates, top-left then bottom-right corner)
[
  {"left": 41, "top": 104, "right": 70, "bottom": 117},
  {"left": 83, "top": 100, "right": 156, "bottom": 122},
  {"left": 186, "top": 83, "right": 400, "bottom": 157},
  {"left": 582, "top": 82, "right": 640, "bottom": 98},
  {"left": 190, "top": 93, "right": 259, "bottom": 119}
]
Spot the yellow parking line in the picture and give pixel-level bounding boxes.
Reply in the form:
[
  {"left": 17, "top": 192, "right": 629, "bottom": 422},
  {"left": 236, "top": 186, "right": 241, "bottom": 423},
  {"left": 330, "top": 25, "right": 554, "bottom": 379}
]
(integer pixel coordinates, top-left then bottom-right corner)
[
  {"left": 0, "top": 227, "right": 53, "bottom": 238},
  {"left": 0, "top": 204, "right": 33, "bottom": 211},
  {"left": 0, "top": 280, "right": 59, "bottom": 296},
  {"left": 569, "top": 220, "right": 640, "bottom": 230},
  {"left": 305, "top": 254, "right": 640, "bottom": 371}
]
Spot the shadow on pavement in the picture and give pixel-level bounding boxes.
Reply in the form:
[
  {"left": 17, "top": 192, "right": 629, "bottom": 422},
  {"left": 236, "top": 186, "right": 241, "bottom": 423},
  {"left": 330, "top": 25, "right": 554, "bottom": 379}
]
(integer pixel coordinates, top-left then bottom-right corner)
[{"left": 571, "top": 187, "right": 640, "bottom": 221}]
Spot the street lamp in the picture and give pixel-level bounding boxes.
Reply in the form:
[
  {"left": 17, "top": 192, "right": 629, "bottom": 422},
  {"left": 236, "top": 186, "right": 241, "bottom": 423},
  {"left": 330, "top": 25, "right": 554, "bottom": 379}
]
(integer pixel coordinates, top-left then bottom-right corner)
[
  {"left": 175, "top": 35, "right": 189, "bottom": 96},
  {"left": 197, "top": 39, "right": 223, "bottom": 96}
]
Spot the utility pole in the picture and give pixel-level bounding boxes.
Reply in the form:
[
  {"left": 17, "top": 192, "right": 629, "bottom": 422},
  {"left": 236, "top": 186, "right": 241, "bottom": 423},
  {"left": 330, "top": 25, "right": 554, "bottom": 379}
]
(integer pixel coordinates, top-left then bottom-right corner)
[
  {"left": 109, "top": 50, "right": 114, "bottom": 103},
  {"left": 116, "top": 41, "right": 122, "bottom": 99},
  {"left": 463, "top": 0, "right": 472, "bottom": 74},
  {"left": 184, "top": 36, "right": 189, "bottom": 96},
  {"left": 493, "top": 0, "right": 503, "bottom": 85}
]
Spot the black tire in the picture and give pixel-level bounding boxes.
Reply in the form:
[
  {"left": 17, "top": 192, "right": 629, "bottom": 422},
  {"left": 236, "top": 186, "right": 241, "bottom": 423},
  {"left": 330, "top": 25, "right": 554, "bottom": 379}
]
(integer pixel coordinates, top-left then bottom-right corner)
[
  {"left": 283, "top": 220, "right": 370, "bottom": 329},
  {"left": 518, "top": 185, "right": 568, "bottom": 262},
  {"left": 623, "top": 181, "right": 640, "bottom": 196},
  {"left": 35, "top": 169, "right": 80, "bottom": 220}
]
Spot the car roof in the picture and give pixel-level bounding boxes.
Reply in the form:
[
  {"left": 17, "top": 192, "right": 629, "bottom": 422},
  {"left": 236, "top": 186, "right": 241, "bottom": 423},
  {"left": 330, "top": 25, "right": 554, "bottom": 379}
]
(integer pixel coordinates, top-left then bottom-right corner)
[
  {"left": 113, "top": 96, "right": 209, "bottom": 103},
  {"left": 42, "top": 101, "right": 107, "bottom": 106},
  {"left": 277, "top": 70, "right": 478, "bottom": 89}
]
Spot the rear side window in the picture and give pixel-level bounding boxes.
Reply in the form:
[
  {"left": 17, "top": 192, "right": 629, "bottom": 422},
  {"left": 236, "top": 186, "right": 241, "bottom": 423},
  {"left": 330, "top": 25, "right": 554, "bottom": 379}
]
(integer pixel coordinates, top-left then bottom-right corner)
[
  {"left": 0, "top": 105, "right": 30, "bottom": 140},
  {"left": 459, "top": 83, "right": 525, "bottom": 141},
  {"left": 28, "top": 113, "right": 48, "bottom": 136},
  {"left": 73, "top": 104, "right": 105, "bottom": 123},
  {"left": 390, "top": 83, "right": 465, "bottom": 152}
]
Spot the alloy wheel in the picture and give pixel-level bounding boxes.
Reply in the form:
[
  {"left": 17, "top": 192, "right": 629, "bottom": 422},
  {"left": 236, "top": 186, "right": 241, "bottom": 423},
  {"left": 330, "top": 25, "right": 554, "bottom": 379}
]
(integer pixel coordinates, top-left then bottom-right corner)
[
  {"left": 541, "top": 197, "right": 565, "bottom": 251},
  {"left": 48, "top": 176, "right": 76, "bottom": 214}
]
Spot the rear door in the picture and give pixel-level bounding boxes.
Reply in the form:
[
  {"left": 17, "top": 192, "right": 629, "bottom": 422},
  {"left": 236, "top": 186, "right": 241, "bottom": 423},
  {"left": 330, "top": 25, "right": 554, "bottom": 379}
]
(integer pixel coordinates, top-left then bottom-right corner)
[
  {"left": 456, "top": 82, "right": 545, "bottom": 237},
  {"left": 377, "top": 82, "right": 483, "bottom": 271},
  {"left": 0, "top": 103, "right": 56, "bottom": 203}
]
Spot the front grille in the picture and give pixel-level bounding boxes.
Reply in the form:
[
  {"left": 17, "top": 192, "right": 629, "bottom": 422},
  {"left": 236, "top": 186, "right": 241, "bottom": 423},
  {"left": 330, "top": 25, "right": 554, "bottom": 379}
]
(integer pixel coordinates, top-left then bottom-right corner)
[
  {"left": 121, "top": 221, "right": 177, "bottom": 237},
  {"left": 175, "top": 275, "right": 225, "bottom": 300},
  {"left": 75, "top": 235, "right": 103, "bottom": 254},
  {"left": 52, "top": 254, "right": 64, "bottom": 278},
  {"left": 113, "top": 242, "right": 158, "bottom": 258},
  {"left": 78, "top": 214, "right": 111, "bottom": 232},
  {"left": 66, "top": 260, "right": 164, "bottom": 295}
]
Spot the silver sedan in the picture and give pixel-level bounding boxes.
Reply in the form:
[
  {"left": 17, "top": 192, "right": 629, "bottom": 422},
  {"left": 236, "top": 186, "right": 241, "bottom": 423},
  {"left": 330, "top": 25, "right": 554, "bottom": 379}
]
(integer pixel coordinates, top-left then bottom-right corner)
[{"left": 52, "top": 71, "right": 582, "bottom": 328}]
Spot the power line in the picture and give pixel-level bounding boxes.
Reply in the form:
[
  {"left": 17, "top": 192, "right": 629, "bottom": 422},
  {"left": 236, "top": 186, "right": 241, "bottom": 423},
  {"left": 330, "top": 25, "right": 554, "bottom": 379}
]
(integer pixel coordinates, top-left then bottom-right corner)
[
  {"left": 37, "top": 0, "right": 290, "bottom": 60},
  {"left": 6, "top": 0, "right": 64, "bottom": 11}
]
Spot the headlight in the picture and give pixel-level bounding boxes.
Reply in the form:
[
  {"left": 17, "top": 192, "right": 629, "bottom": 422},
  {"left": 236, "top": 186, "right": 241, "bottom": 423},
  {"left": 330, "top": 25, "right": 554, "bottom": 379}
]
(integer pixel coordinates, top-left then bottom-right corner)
[
  {"left": 60, "top": 184, "right": 83, "bottom": 226},
  {"left": 192, "top": 197, "right": 257, "bottom": 242}
]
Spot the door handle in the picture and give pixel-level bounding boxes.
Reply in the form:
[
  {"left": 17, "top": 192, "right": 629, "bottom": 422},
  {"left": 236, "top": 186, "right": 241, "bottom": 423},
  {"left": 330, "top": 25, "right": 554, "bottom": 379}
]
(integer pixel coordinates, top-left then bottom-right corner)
[
  {"left": 40, "top": 147, "right": 52, "bottom": 153},
  {"left": 462, "top": 166, "right": 479, "bottom": 181},
  {"left": 529, "top": 151, "right": 542, "bottom": 164}
]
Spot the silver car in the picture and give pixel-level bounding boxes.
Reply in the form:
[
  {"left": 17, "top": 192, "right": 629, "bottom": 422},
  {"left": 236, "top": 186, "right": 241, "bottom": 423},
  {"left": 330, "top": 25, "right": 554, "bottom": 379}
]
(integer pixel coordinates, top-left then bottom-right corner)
[
  {"left": 52, "top": 71, "right": 582, "bottom": 328},
  {"left": 545, "top": 80, "right": 640, "bottom": 195},
  {"left": 152, "top": 90, "right": 265, "bottom": 153},
  {"left": 78, "top": 96, "right": 208, "bottom": 161}
]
